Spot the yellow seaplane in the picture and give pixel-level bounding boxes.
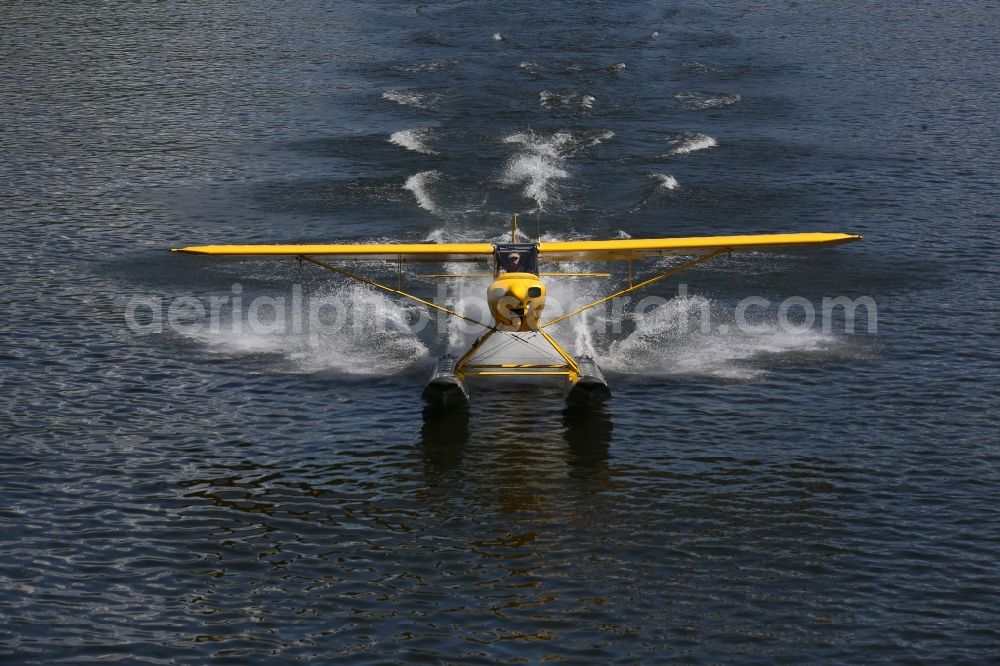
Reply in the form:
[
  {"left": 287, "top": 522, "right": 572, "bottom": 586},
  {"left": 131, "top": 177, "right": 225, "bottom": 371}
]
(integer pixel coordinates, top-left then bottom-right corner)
[{"left": 172, "top": 217, "right": 860, "bottom": 407}]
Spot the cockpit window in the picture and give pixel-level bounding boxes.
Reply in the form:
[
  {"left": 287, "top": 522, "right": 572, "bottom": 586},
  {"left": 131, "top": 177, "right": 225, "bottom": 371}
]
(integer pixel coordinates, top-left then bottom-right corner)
[{"left": 494, "top": 244, "right": 539, "bottom": 275}]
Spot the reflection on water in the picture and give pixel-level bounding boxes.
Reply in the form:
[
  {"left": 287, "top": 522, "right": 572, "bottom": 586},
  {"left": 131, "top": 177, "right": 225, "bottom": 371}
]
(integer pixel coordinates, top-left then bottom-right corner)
[
  {"left": 421, "top": 397, "right": 614, "bottom": 478},
  {"left": 419, "top": 391, "right": 614, "bottom": 521},
  {"left": 420, "top": 405, "right": 469, "bottom": 471},
  {"left": 563, "top": 405, "right": 613, "bottom": 477}
]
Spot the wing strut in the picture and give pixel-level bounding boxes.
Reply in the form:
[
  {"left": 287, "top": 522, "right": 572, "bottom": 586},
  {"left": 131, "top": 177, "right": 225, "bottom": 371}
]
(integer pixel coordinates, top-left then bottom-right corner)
[
  {"left": 298, "top": 255, "right": 500, "bottom": 332},
  {"left": 541, "top": 248, "right": 727, "bottom": 329},
  {"left": 300, "top": 255, "right": 537, "bottom": 351}
]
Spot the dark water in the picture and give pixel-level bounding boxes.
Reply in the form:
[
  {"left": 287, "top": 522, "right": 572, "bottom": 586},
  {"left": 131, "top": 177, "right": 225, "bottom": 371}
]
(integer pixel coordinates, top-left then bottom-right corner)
[{"left": 3, "top": 1, "right": 999, "bottom": 662}]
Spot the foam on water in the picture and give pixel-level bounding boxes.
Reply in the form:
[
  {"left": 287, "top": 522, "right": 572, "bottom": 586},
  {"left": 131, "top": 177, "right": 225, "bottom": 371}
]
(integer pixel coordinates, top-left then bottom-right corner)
[
  {"left": 673, "top": 91, "right": 742, "bottom": 110},
  {"left": 504, "top": 130, "right": 572, "bottom": 157},
  {"left": 628, "top": 172, "right": 680, "bottom": 211},
  {"left": 649, "top": 172, "right": 680, "bottom": 190},
  {"left": 500, "top": 154, "right": 569, "bottom": 210},
  {"left": 606, "top": 62, "right": 627, "bottom": 76},
  {"left": 538, "top": 90, "right": 595, "bottom": 112},
  {"left": 389, "top": 127, "right": 439, "bottom": 155},
  {"left": 382, "top": 89, "right": 441, "bottom": 109},
  {"left": 504, "top": 129, "right": 613, "bottom": 156},
  {"left": 404, "top": 170, "right": 442, "bottom": 213},
  {"left": 681, "top": 61, "right": 746, "bottom": 77},
  {"left": 499, "top": 130, "right": 613, "bottom": 210},
  {"left": 421, "top": 227, "right": 451, "bottom": 244},
  {"left": 518, "top": 60, "right": 540, "bottom": 77},
  {"left": 384, "top": 60, "right": 456, "bottom": 74},
  {"left": 183, "top": 283, "right": 429, "bottom": 376},
  {"left": 597, "top": 295, "right": 839, "bottom": 380},
  {"left": 665, "top": 132, "right": 718, "bottom": 155}
]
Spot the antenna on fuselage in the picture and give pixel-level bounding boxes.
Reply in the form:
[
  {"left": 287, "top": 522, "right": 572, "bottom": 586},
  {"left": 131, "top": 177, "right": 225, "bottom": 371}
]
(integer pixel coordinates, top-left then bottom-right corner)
[{"left": 511, "top": 212, "right": 518, "bottom": 242}]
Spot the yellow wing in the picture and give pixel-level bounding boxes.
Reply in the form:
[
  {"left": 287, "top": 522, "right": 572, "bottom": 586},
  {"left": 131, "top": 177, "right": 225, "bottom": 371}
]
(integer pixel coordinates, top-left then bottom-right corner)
[
  {"left": 171, "top": 232, "right": 860, "bottom": 263},
  {"left": 170, "top": 242, "right": 494, "bottom": 263},
  {"left": 538, "top": 232, "right": 861, "bottom": 262}
]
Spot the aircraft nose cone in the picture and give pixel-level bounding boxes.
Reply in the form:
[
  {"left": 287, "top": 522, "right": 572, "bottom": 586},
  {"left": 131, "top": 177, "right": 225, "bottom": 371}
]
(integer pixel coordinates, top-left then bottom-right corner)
[{"left": 509, "top": 284, "right": 529, "bottom": 302}]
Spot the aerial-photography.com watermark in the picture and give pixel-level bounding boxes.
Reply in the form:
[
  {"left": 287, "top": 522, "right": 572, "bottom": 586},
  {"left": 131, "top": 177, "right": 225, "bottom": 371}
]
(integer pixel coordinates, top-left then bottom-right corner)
[{"left": 123, "top": 283, "right": 878, "bottom": 341}]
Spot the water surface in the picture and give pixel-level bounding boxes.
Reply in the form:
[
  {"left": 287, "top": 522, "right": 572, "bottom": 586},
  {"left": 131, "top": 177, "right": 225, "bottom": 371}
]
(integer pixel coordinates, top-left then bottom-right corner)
[{"left": 2, "top": 1, "right": 998, "bottom": 662}]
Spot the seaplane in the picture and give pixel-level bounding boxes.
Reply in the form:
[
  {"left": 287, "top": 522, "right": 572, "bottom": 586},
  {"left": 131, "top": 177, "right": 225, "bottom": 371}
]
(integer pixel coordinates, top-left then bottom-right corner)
[{"left": 172, "top": 216, "right": 860, "bottom": 407}]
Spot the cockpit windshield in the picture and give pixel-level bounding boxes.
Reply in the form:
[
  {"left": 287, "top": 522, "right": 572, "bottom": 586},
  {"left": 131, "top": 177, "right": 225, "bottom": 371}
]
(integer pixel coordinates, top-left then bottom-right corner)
[{"left": 494, "top": 244, "right": 539, "bottom": 275}]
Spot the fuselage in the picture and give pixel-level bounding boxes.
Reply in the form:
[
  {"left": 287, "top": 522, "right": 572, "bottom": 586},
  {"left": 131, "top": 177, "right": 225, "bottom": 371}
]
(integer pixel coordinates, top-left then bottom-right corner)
[
  {"left": 488, "top": 243, "right": 545, "bottom": 331},
  {"left": 487, "top": 272, "right": 546, "bottom": 330}
]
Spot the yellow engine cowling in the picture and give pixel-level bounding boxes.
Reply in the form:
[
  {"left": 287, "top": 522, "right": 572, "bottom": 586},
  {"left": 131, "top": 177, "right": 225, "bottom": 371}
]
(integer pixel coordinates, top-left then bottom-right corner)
[{"left": 487, "top": 272, "right": 546, "bottom": 331}]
